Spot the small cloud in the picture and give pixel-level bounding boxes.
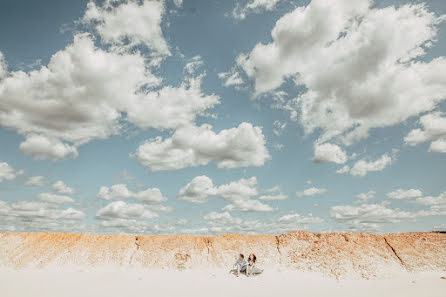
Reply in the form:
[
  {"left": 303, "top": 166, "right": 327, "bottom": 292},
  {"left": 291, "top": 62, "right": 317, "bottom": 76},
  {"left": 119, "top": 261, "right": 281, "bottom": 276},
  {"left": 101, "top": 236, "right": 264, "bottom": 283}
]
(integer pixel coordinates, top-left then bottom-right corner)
[
  {"left": 183, "top": 56, "right": 204, "bottom": 75},
  {"left": 259, "top": 185, "right": 287, "bottom": 200},
  {"left": 273, "top": 120, "right": 287, "bottom": 136},
  {"left": 337, "top": 154, "right": 392, "bottom": 177},
  {"left": 336, "top": 165, "right": 350, "bottom": 174},
  {"left": 313, "top": 143, "right": 348, "bottom": 164},
  {"left": 173, "top": 0, "right": 183, "bottom": 8},
  {"left": 25, "top": 176, "right": 47, "bottom": 187},
  {"left": 52, "top": 180, "right": 75, "bottom": 195},
  {"left": 19, "top": 134, "right": 78, "bottom": 161},
  {"left": 404, "top": 112, "right": 446, "bottom": 153},
  {"left": 272, "top": 143, "right": 284, "bottom": 150},
  {"left": 218, "top": 68, "right": 244, "bottom": 87},
  {"left": 97, "top": 184, "right": 168, "bottom": 203},
  {"left": 178, "top": 176, "right": 276, "bottom": 212},
  {"left": 330, "top": 202, "right": 413, "bottom": 232},
  {"left": 231, "top": 0, "right": 283, "bottom": 20},
  {"left": 0, "top": 162, "right": 23, "bottom": 183},
  {"left": 296, "top": 187, "right": 328, "bottom": 198},
  {"left": 355, "top": 190, "right": 376, "bottom": 203},
  {"left": 38, "top": 192, "right": 74, "bottom": 204},
  {"left": 387, "top": 189, "right": 423, "bottom": 200}
]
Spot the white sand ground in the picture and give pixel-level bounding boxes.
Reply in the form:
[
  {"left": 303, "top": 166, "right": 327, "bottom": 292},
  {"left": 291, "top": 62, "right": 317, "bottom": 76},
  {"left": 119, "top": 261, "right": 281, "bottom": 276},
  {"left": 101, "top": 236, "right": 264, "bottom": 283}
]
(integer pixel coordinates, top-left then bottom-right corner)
[{"left": 1, "top": 267, "right": 445, "bottom": 297}]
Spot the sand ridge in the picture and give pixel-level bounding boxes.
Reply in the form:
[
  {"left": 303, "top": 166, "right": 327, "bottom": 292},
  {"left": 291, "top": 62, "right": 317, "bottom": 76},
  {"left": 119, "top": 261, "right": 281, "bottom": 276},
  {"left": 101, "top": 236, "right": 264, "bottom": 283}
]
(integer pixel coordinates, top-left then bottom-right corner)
[{"left": 0, "top": 231, "right": 445, "bottom": 279}]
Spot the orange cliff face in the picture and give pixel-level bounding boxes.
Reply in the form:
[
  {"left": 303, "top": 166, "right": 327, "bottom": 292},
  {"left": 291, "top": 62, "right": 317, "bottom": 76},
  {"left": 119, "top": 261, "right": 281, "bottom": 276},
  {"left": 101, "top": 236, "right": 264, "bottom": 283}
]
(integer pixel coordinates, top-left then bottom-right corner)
[{"left": 0, "top": 231, "right": 445, "bottom": 279}]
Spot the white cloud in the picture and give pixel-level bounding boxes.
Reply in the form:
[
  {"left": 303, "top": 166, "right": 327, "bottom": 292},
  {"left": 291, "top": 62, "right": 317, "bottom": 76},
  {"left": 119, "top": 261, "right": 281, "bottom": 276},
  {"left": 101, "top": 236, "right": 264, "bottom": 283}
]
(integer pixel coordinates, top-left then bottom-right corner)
[
  {"left": 173, "top": 0, "right": 183, "bottom": 8},
  {"left": 37, "top": 192, "right": 74, "bottom": 204},
  {"left": 386, "top": 189, "right": 422, "bottom": 200},
  {"left": 272, "top": 120, "right": 286, "bottom": 136},
  {"left": 415, "top": 191, "right": 446, "bottom": 216},
  {"left": 133, "top": 188, "right": 168, "bottom": 203},
  {"left": 257, "top": 185, "right": 287, "bottom": 200},
  {"left": 97, "top": 184, "right": 132, "bottom": 200},
  {"left": 336, "top": 165, "right": 350, "bottom": 174},
  {"left": 272, "top": 143, "right": 284, "bottom": 150},
  {"left": 134, "top": 122, "right": 270, "bottom": 171},
  {"left": 258, "top": 193, "right": 287, "bottom": 201},
  {"left": 98, "top": 218, "right": 151, "bottom": 231},
  {"left": 125, "top": 75, "right": 220, "bottom": 131},
  {"left": 25, "top": 176, "right": 47, "bottom": 187},
  {"left": 0, "top": 34, "right": 150, "bottom": 160},
  {"left": 350, "top": 154, "right": 392, "bottom": 177},
  {"left": 338, "top": 154, "right": 391, "bottom": 177},
  {"left": 222, "top": 199, "right": 274, "bottom": 212},
  {"left": 433, "top": 224, "right": 446, "bottom": 231},
  {"left": 330, "top": 203, "right": 414, "bottom": 232},
  {"left": 96, "top": 201, "right": 159, "bottom": 220},
  {"left": 278, "top": 212, "right": 324, "bottom": 225},
  {"left": 229, "top": 0, "right": 446, "bottom": 146},
  {"left": 218, "top": 69, "right": 244, "bottom": 87},
  {"left": 0, "top": 198, "right": 86, "bottom": 232},
  {"left": 0, "top": 30, "right": 219, "bottom": 161},
  {"left": 0, "top": 52, "right": 7, "bottom": 79},
  {"left": 296, "top": 186, "right": 327, "bottom": 198},
  {"left": 19, "top": 134, "right": 79, "bottom": 161},
  {"left": 404, "top": 112, "right": 446, "bottom": 153},
  {"left": 186, "top": 210, "right": 323, "bottom": 235},
  {"left": 417, "top": 191, "right": 446, "bottom": 206},
  {"left": 52, "top": 180, "right": 75, "bottom": 195},
  {"left": 214, "top": 177, "right": 275, "bottom": 212},
  {"left": 203, "top": 211, "right": 242, "bottom": 225},
  {"left": 178, "top": 176, "right": 275, "bottom": 212},
  {"left": 94, "top": 199, "right": 172, "bottom": 232},
  {"left": 83, "top": 0, "right": 170, "bottom": 59},
  {"left": 9, "top": 200, "right": 58, "bottom": 211},
  {"left": 0, "top": 162, "right": 22, "bottom": 183},
  {"left": 176, "top": 218, "right": 188, "bottom": 226},
  {"left": 97, "top": 184, "right": 168, "bottom": 203},
  {"left": 146, "top": 204, "right": 173, "bottom": 214},
  {"left": 58, "top": 208, "right": 86, "bottom": 220},
  {"left": 332, "top": 190, "right": 446, "bottom": 232},
  {"left": 216, "top": 177, "right": 258, "bottom": 200},
  {"left": 313, "top": 143, "right": 348, "bottom": 164},
  {"left": 178, "top": 176, "right": 216, "bottom": 203},
  {"left": 232, "top": 0, "right": 282, "bottom": 20},
  {"left": 183, "top": 56, "right": 204, "bottom": 75},
  {"left": 355, "top": 190, "right": 376, "bottom": 203},
  {"left": 429, "top": 139, "right": 446, "bottom": 153}
]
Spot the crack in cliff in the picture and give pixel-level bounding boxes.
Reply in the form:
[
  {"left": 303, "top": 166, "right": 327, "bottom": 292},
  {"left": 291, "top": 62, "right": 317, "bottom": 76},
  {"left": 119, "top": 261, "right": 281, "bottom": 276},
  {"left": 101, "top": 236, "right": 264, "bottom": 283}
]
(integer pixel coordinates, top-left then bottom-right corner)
[
  {"left": 204, "top": 238, "right": 211, "bottom": 261},
  {"left": 275, "top": 236, "right": 282, "bottom": 254},
  {"left": 135, "top": 236, "right": 140, "bottom": 250},
  {"left": 129, "top": 236, "right": 140, "bottom": 265},
  {"left": 275, "top": 236, "right": 283, "bottom": 264},
  {"left": 384, "top": 237, "right": 406, "bottom": 269}
]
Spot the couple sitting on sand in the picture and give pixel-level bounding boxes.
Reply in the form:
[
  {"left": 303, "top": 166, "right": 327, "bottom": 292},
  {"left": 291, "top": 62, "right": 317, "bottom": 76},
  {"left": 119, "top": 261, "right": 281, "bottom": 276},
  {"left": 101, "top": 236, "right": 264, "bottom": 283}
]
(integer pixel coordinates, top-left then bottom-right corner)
[{"left": 231, "top": 253, "right": 263, "bottom": 277}]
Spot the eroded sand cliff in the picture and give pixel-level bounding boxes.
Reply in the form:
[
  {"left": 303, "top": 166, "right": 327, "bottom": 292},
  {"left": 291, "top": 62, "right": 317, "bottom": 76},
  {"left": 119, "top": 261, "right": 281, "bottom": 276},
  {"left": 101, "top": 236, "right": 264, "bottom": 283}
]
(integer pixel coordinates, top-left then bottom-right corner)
[{"left": 1, "top": 231, "right": 445, "bottom": 279}]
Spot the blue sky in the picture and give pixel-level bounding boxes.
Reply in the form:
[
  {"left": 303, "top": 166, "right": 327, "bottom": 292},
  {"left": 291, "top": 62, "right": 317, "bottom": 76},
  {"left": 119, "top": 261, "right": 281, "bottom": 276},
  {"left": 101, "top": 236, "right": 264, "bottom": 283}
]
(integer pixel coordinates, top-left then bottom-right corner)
[{"left": 0, "top": 0, "right": 445, "bottom": 235}]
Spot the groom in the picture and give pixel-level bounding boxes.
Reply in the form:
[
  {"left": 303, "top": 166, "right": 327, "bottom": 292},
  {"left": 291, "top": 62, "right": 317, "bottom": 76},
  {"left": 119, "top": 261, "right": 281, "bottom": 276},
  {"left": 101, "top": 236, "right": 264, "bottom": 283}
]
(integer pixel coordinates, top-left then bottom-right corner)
[{"left": 233, "top": 253, "right": 247, "bottom": 276}]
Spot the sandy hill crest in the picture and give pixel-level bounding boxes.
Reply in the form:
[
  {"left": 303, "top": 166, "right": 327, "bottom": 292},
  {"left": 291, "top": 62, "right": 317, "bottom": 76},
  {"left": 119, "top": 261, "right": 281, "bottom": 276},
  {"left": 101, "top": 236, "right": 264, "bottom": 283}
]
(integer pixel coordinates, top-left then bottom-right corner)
[{"left": 1, "top": 231, "right": 445, "bottom": 279}]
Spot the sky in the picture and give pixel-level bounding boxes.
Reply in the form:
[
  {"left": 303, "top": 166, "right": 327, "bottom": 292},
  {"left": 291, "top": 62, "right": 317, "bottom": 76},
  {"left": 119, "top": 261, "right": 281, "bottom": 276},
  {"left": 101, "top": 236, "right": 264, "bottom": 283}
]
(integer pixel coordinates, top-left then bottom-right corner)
[{"left": 0, "top": 0, "right": 445, "bottom": 235}]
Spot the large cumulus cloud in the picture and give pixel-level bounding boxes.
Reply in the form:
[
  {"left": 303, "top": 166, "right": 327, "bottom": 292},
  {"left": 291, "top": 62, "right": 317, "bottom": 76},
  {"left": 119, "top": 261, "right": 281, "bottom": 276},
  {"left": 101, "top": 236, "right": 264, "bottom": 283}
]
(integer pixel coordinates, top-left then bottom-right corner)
[
  {"left": 134, "top": 122, "right": 270, "bottom": 171},
  {"left": 225, "top": 0, "right": 446, "bottom": 148}
]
